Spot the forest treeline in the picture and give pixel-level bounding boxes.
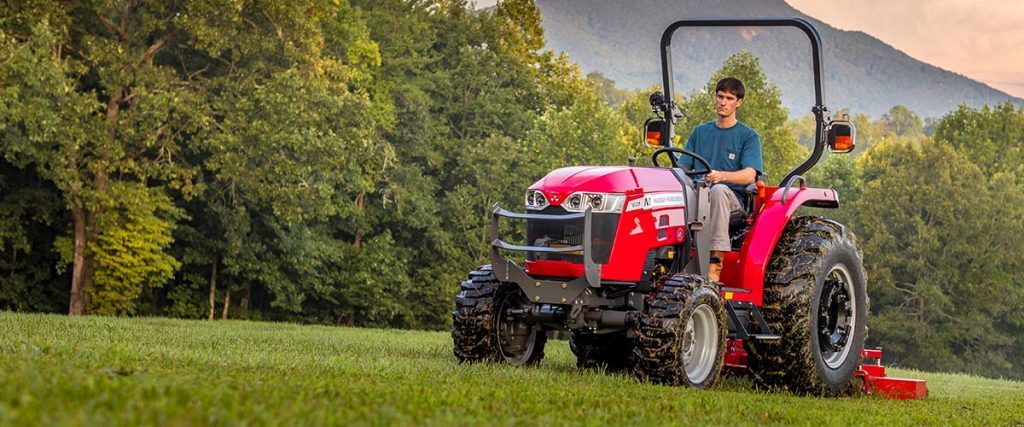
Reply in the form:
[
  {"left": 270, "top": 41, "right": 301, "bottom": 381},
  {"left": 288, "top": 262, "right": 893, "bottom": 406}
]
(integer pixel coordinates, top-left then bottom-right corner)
[{"left": 1, "top": 1, "right": 1021, "bottom": 379}]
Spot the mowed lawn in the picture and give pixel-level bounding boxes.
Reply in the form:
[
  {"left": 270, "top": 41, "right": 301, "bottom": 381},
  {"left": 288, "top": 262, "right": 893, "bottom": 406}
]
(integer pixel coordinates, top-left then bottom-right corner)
[{"left": 1, "top": 313, "right": 1022, "bottom": 426}]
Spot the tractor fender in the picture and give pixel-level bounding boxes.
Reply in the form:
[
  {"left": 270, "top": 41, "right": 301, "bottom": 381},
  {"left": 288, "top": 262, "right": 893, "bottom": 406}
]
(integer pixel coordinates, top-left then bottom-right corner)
[{"left": 736, "top": 186, "right": 839, "bottom": 305}]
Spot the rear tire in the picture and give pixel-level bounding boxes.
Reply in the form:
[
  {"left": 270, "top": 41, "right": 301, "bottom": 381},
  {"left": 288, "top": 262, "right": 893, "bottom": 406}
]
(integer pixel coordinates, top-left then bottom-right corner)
[
  {"left": 452, "top": 265, "right": 547, "bottom": 365},
  {"left": 632, "top": 274, "right": 727, "bottom": 388},
  {"left": 569, "top": 331, "right": 633, "bottom": 372},
  {"left": 747, "top": 216, "right": 868, "bottom": 396}
]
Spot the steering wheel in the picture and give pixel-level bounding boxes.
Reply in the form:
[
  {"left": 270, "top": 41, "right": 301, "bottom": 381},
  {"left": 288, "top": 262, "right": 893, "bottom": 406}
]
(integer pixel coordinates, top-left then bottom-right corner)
[{"left": 652, "top": 147, "right": 713, "bottom": 176}]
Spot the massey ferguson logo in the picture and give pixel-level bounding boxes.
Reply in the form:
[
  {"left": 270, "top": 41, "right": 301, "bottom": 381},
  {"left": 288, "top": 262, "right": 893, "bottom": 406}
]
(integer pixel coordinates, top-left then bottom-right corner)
[{"left": 626, "top": 193, "right": 685, "bottom": 211}]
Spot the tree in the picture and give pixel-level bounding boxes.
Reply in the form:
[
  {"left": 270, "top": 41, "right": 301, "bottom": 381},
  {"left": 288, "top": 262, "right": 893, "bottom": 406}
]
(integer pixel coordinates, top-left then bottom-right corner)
[
  {"left": 586, "top": 72, "right": 630, "bottom": 107},
  {"left": 0, "top": 7, "right": 200, "bottom": 314},
  {"left": 172, "top": 0, "right": 391, "bottom": 322},
  {"left": 89, "top": 184, "right": 180, "bottom": 315},
  {"left": 349, "top": 0, "right": 615, "bottom": 328},
  {"left": 1, "top": 0, "right": 390, "bottom": 318},
  {"left": 855, "top": 139, "right": 1024, "bottom": 378},
  {"left": 787, "top": 114, "right": 816, "bottom": 151},
  {"left": 0, "top": 161, "right": 65, "bottom": 312},
  {"left": 932, "top": 102, "right": 1024, "bottom": 176},
  {"left": 881, "top": 105, "right": 924, "bottom": 137}
]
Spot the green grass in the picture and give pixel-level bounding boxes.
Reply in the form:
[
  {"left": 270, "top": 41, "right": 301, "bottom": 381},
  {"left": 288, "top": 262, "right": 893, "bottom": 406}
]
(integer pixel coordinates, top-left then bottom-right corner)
[{"left": 1, "top": 312, "right": 1022, "bottom": 426}]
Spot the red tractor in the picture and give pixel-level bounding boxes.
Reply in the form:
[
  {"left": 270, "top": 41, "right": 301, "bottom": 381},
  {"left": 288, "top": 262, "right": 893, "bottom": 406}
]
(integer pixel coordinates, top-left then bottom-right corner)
[{"left": 452, "top": 18, "right": 925, "bottom": 398}]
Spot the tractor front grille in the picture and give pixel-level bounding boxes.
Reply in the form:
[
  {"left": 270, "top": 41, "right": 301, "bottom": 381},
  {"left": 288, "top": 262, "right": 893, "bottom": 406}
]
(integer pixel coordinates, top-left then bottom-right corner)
[{"left": 526, "top": 206, "right": 618, "bottom": 264}]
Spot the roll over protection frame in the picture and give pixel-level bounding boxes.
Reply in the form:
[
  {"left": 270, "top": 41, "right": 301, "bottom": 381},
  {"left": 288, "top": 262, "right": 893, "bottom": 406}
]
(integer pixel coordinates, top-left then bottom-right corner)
[{"left": 656, "top": 18, "right": 830, "bottom": 186}]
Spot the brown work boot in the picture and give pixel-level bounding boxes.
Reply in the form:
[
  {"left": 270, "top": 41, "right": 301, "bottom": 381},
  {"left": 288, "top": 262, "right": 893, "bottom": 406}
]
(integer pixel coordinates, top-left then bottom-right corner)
[
  {"left": 708, "top": 261, "right": 723, "bottom": 283},
  {"left": 708, "top": 251, "right": 724, "bottom": 283}
]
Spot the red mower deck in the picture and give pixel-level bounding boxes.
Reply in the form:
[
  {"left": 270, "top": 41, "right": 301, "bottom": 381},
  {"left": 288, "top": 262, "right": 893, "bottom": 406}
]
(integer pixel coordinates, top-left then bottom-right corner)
[
  {"left": 725, "top": 341, "right": 927, "bottom": 399},
  {"left": 856, "top": 348, "right": 928, "bottom": 399}
]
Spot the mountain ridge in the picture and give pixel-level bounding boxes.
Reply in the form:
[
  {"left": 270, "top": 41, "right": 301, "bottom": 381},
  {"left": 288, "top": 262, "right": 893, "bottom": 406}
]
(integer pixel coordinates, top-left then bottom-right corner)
[{"left": 537, "top": 0, "right": 1023, "bottom": 118}]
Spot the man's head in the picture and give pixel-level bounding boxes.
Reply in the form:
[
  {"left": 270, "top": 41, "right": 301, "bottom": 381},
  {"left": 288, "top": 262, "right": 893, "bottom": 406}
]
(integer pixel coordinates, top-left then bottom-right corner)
[{"left": 714, "top": 77, "right": 745, "bottom": 119}]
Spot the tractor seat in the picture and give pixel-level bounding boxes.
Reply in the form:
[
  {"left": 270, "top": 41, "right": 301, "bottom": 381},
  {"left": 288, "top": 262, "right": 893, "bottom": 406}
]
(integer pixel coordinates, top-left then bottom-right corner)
[
  {"left": 727, "top": 180, "right": 761, "bottom": 249},
  {"left": 729, "top": 180, "right": 760, "bottom": 225},
  {"left": 728, "top": 209, "right": 747, "bottom": 227}
]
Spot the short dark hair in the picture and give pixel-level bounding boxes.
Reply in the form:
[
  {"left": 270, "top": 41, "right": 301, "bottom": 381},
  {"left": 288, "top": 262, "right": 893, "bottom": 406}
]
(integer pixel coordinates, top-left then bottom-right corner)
[{"left": 715, "top": 77, "right": 745, "bottom": 99}]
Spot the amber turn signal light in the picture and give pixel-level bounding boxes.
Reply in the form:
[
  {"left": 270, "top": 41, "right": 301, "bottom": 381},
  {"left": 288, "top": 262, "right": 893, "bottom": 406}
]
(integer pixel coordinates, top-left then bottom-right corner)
[
  {"left": 645, "top": 130, "right": 661, "bottom": 146},
  {"left": 832, "top": 135, "right": 853, "bottom": 152}
]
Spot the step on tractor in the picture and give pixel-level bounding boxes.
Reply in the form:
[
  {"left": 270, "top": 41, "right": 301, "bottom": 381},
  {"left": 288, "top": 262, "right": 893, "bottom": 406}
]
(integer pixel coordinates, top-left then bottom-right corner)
[{"left": 451, "top": 18, "right": 926, "bottom": 399}]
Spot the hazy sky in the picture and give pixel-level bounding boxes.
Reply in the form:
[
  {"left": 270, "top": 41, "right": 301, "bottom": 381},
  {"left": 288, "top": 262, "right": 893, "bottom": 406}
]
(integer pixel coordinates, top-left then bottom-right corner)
[
  {"left": 473, "top": 0, "right": 1024, "bottom": 99},
  {"left": 787, "top": 0, "right": 1024, "bottom": 99}
]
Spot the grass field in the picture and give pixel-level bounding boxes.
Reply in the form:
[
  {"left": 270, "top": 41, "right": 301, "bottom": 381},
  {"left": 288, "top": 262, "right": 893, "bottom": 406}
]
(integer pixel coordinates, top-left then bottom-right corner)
[{"left": 1, "top": 312, "right": 1022, "bottom": 426}]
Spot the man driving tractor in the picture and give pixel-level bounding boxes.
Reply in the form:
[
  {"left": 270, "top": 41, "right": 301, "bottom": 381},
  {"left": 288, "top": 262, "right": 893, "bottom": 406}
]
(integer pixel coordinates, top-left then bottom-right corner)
[{"left": 679, "top": 77, "right": 764, "bottom": 283}]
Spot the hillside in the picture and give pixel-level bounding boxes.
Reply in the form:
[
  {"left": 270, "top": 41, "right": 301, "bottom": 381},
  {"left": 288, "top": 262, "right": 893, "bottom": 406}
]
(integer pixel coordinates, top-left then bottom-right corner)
[
  {"left": 2, "top": 313, "right": 1023, "bottom": 425},
  {"left": 538, "top": 0, "right": 1023, "bottom": 118}
]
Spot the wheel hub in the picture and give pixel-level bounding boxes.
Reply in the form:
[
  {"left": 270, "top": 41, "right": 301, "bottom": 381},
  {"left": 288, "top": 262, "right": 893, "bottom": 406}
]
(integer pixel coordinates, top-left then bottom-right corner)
[
  {"left": 495, "top": 290, "right": 540, "bottom": 364},
  {"left": 682, "top": 304, "right": 718, "bottom": 383},
  {"left": 818, "top": 265, "right": 856, "bottom": 369}
]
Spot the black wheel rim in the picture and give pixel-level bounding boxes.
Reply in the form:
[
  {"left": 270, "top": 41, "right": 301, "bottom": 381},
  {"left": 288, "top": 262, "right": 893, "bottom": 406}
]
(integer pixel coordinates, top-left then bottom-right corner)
[
  {"left": 818, "top": 264, "right": 855, "bottom": 369},
  {"left": 494, "top": 289, "right": 539, "bottom": 365}
]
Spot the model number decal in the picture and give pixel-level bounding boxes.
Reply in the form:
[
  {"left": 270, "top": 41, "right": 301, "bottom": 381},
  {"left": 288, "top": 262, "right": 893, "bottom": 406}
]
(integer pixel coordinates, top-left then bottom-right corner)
[{"left": 626, "top": 193, "right": 685, "bottom": 211}]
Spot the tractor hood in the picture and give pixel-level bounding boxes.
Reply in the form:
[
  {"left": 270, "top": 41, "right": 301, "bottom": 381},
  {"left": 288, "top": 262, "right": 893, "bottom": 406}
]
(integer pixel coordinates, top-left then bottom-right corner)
[{"left": 528, "top": 166, "right": 685, "bottom": 206}]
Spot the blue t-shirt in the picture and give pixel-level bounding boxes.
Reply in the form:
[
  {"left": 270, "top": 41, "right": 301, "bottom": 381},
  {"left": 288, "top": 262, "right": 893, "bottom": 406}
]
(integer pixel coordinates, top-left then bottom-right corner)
[{"left": 679, "top": 121, "right": 764, "bottom": 203}]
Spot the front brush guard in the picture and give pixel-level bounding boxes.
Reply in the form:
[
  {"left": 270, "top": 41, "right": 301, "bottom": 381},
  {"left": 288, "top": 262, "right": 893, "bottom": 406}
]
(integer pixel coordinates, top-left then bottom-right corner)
[{"left": 489, "top": 203, "right": 602, "bottom": 306}]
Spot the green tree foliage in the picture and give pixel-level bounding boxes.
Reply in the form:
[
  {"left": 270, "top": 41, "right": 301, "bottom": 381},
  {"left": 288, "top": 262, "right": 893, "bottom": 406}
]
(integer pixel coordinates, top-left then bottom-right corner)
[
  {"left": 586, "top": 72, "right": 630, "bottom": 107},
  {"left": 523, "top": 89, "right": 632, "bottom": 174},
  {"left": 90, "top": 184, "right": 180, "bottom": 315},
  {"left": 171, "top": 0, "right": 393, "bottom": 324},
  {"left": 787, "top": 113, "right": 816, "bottom": 151},
  {"left": 677, "top": 51, "right": 807, "bottom": 183},
  {"left": 933, "top": 102, "right": 1024, "bottom": 176},
  {"left": 346, "top": 0, "right": 628, "bottom": 327},
  {"left": 855, "top": 139, "right": 1024, "bottom": 378},
  {"left": 0, "top": 9, "right": 201, "bottom": 315},
  {"left": 882, "top": 105, "right": 924, "bottom": 137},
  {"left": 0, "top": 162, "right": 65, "bottom": 311}
]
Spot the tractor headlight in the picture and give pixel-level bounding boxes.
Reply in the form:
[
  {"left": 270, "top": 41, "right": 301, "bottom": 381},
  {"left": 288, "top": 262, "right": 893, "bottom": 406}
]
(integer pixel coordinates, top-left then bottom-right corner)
[
  {"left": 525, "top": 190, "right": 549, "bottom": 210},
  {"left": 567, "top": 194, "right": 582, "bottom": 210},
  {"left": 562, "top": 192, "right": 625, "bottom": 213}
]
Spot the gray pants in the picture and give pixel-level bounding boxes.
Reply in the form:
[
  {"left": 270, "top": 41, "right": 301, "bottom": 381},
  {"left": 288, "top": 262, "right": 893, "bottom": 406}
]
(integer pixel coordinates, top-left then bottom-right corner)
[{"left": 709, "top": 184, "right": 744, "bottom": 252}]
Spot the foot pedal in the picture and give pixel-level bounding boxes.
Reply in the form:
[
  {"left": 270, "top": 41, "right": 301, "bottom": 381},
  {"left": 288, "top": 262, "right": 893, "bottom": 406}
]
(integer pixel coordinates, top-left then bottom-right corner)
[{"left": 725, "top": 301, "right": 779, "bottom": 341}]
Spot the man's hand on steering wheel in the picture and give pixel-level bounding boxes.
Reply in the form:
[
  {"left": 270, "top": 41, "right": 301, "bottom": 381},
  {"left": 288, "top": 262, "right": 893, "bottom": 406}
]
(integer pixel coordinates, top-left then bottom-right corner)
[{"left": 705, "top": 170, "right": 725, "bottom": 185}]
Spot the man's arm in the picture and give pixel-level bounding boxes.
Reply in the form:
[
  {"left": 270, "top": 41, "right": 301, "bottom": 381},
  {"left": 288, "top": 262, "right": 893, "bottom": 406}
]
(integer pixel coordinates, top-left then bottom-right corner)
[{"left": 705, "top": 167, "right": 756, "bottom": 185}]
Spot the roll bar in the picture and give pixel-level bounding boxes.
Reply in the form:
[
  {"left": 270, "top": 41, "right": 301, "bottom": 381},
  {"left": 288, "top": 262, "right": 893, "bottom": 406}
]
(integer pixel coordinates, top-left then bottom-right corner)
[{"left": 657, "top": 18, "right": 829, "bottom": 186}]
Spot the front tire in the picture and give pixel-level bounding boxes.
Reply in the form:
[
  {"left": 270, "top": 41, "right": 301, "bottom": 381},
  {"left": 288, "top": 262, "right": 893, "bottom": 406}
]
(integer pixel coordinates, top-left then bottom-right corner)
[
  {"left": 632, "top": 274, "right": 727, "bottom": 388},
  {"left": 452, "top": 265, "right": 547, "bottom": 365},
  {"left": 747, "top": 216, "right": 868, "bottom": 396}
]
